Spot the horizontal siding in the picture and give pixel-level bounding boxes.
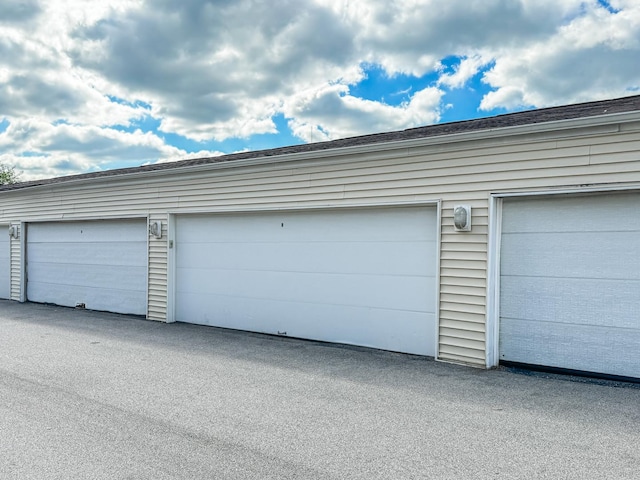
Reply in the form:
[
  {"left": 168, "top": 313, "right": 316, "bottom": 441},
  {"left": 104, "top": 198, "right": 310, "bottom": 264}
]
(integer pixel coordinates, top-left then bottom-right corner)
[
  {"left": 438, "top": 199, "right": 488, "bottom": 365},
  {"left": 441, "top": 267, "right": 486, "bottom": 279},
  {"left": 439, "top": 310, "right": 487, "bottom": 324},
  {"left": 440, "top": 250, "right": 487, "bottom": 262},
  {"left": 148, "top": 215, "right": 168, "bottom": 322},
  {"left": 440, "top": 293, "right": 487, "bottom": 307},
  {"left": 0, "top": 121, "right": 638, "bottom": 365},
  {"left": 9, "top": 225, "right": 21, "bottom": 301},
  {"left": 440, "top": 302, "right": 486, "bottom": 316},
  {"left": 440, "top": 318, "right": 485, "bottom": 333},
  {"left": 440, "top": 284, "right": 486, "bottom": 298},
  {"left": 440, "top": 275, "right": 486, "bottom": 289},
  {"left": 437, "top": 348, "right": 486, "bottom": 367},
  {"left": 440, "top": 335, "right": 485, "bottom": 351}
]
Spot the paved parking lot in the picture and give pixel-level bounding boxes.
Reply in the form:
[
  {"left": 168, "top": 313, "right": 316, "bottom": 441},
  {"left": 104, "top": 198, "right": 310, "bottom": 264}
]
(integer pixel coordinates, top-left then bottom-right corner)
[{"left": 0, "top": 300, "right": 638, "bottom": 479}]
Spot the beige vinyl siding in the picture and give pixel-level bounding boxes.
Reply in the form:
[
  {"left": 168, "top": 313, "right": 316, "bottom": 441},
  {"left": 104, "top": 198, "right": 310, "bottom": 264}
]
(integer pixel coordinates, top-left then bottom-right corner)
[
  {"left": 438, "top": 203, "right": 488, "bottom": 365},
  {"left": 9, "top": 224, "right": 21, "bottom": 301},
  {"left": 0, "top": 118, "right": 639, "bottom": 366},
  {"left": 148, "top": 215, "right": 168, "bottom": 321}
]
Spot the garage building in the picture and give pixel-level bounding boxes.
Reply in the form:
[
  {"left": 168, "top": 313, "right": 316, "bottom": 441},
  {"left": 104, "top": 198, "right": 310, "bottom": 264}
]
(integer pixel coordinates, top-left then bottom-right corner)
[{"left": 1, "top": 95, "right": 639, "bottom": 380}]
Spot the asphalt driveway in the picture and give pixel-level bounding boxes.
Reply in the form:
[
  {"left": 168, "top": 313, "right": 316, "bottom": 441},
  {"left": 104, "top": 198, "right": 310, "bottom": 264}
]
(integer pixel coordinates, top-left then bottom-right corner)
[{"left": 0, "top": 300, "right": 638, "bottom": 479}]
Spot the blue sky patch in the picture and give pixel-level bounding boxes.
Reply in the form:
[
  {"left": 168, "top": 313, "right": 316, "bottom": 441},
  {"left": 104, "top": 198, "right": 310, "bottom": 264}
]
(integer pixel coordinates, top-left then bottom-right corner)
[
  {"left": 106, "top": 95, "right": 152, "bottom": 110},
  {"left": 159, "top": 113, "right": 303, "bottom": 154},
  {"left": 119, "top": 114, "right": 161, "bottom": 133},
  {"left": 348, "top": 59, "right": 510, "bottom": 125},
  {"left": 597, "top": 0, "right": 621, "bottom": 14},
  {"left": 349, "top": 63, "right": 441, "bottom": 106},
  {"left": 19, "top": 151, "right": 50, "bottom": 157}
]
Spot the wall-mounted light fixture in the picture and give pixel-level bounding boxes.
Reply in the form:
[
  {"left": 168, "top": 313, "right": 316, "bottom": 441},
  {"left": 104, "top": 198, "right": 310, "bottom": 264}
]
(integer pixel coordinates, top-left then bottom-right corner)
[
  {"left": 453, "top": 205, "right": 472, "bottom": 232},
  {"left": 149, "top": 221, "right": 162, "bottom": 239},
  {"left": 8, "top": 225, "right": 19, "bottom": 239}
]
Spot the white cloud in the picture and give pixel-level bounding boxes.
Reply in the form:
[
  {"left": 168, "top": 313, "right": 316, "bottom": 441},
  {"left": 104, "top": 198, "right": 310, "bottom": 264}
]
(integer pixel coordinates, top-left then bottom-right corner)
[
  {"left": 480, "top": 0, "right": 640, "bottom": 110},
  {"left": 0, "top": 0, "right": 41, "bottom": 24},
  {"left": 284, "top": 84, "right": 443, "bottom": 142},
  {"left": 60, "top": 0, "right": 628, "bottom": 140},
  {"left": 345, "top": 0, "right": 587, "bottom": 76},
  {"left": 0, "top": 0, "right": 639, "bottom": 180},
  {"left": 438, "top": 55, "right": 490, "bottom": 89},
  {"left": 67, "top": 0, "right": 360, "bottom": 141},
  {"left": 0, "top": 119, "right": 200, "bottom": 180},
  {"left": 0, "top": 3, "right": 147, "bottom": 128},
  {"left": 150, "top": 149, "right": 225, "bottom": 165}
]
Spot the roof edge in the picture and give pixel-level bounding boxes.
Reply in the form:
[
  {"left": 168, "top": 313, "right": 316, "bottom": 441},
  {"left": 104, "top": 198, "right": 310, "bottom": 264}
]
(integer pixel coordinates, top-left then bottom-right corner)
[{"left": 3, "top": 94, "right": 640, "bottom": 193}]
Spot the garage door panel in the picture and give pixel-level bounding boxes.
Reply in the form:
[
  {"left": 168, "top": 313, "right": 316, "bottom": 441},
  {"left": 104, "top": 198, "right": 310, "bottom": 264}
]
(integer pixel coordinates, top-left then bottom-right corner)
[
  {"left": 177, "top": 268, "right": 434, "bottom": 313},
  {"left": 177, "top": 240, "right": 436, "bottom": 277},
  {"left": 501, "top": 232, "right": 640, "bottom": 279},
  {"left": 501, "top": 317, "right": 639, "bottom": 378},
  {"left": 176, "top": 207, "right": 437, "bottom": 356},
  {"left": 27, "top": 220, "right": 147, "bottom": 315},
  {"left": 502, "top": 195, "right": 640, "bottom": 233},
  {"left": 28, "top": 220, "right": 147, "bottom": 242},
  {"left": 28, "top": 263, "right": 146, "bottom": 291},
  {"left": 500, "top": 192, "right": 640, "bottom": 378},
  {"left": 501, "top": 277, "right": 640, "bottom": 329},
  {"left": 27, "top": 282, "right": 146, "bottom": 315},
  {"left": 180, "top": 209, "right": 436, "bottom": 243},
  {"left": 177, "top": 292, "right": 435, "bottom": 356},
  {"left": 28, "top": 242, "right": 148, "bottom": 267}
]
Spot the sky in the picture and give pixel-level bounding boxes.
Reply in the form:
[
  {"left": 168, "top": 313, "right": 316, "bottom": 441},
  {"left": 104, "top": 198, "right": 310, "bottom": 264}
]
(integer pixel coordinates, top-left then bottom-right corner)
[{"left": 0, "top": 0, "right": 639, "bottom": 181}]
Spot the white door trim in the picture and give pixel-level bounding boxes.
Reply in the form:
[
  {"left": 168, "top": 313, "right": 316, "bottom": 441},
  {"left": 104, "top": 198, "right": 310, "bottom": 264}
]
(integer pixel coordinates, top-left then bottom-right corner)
[
  {"left": 166, "top": 213, "right": 176, "bottom": 323},
  {"left": 19, "top": 221, "right": 26, "bottom": 302},
  {"left": 165, "top": 199, "right": 441, "bottom": 216},
  {"left": 433, "top": 199, "right": 442, "bottom": 361},
  {"left": 494, "top": 183, "right": 640, "bottom": 198},
  {"left": 21, "top": 214, "right": 150, "bottom": 223},
  {"left": 486, "top": 196, "right": 502, "bottom": 368}
]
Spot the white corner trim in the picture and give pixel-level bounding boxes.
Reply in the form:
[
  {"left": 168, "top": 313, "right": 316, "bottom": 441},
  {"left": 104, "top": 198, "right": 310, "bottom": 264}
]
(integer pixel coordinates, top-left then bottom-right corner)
[
  {"left": 485, "top": 195, "right": 502, "bottom": 368},
  {"left": 145, "top": 216, "right": 151, "bottom": 320},
  {"left": 434, "top": 199, "right": 443, "bottom": 362},
  {"left": 19, "top": 222, "right": 26, "bottom": 303},
  {"left": 166, "top": 214, "right": 176, "bottom": 324}
]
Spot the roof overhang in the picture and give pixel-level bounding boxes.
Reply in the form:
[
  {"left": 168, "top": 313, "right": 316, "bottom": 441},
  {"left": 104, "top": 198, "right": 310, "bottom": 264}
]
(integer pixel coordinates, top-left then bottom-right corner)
[{"left": 3, "top": 108, "right": 640, "bottom": 194}]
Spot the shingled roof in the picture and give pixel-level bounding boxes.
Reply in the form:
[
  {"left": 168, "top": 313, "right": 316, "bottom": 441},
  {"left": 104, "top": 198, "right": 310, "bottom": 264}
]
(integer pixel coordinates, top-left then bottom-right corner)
[{"left": 3, "top": 94, "right": 640, "bottom": 192}]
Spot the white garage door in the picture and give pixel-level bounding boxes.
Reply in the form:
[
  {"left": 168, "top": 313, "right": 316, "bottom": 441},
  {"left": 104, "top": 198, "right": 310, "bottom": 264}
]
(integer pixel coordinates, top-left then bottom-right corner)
[
  {"left": 27, "top": 219, "right": 147, "bottom": 315},
  {"left": 175, "top": 206, "right": 437, "bottom": 356},
  {"left": 0, "top": 227, "right": 9, "bottom": 299},
  {"left": 500, "top": 193, "right": 640, "bottom": 379}
]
